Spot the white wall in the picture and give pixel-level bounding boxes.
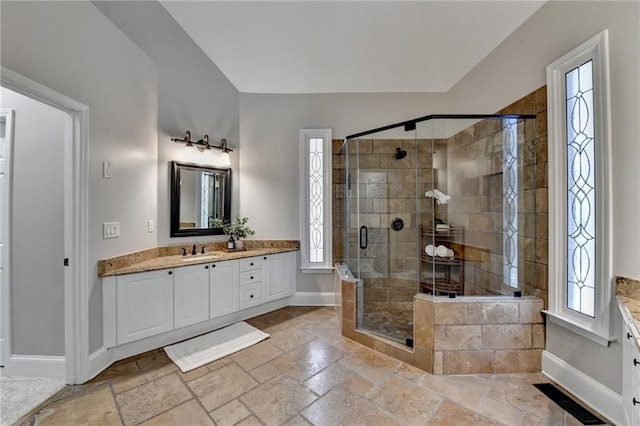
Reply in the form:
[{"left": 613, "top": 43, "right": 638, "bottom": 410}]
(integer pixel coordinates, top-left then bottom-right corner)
[
  {"left": 93, "top": 1, "right": 241, "bottom": 247},
  {"left": 447, "top": 0, "right": 640, "bottom": 395},
  {"left": 1, "top": 1, "right": 160, "bottom": 353},
  {"left": 239, "top": 92, "right": 444, "bottom": 291},
  {"left": 1, "top": 87, "right": 66, "bottom": 356}
]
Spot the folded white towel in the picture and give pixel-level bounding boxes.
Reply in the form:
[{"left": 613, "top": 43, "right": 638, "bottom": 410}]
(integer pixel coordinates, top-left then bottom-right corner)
[{"left": 436, "top": 245, "right": 448, "bottom": 257}]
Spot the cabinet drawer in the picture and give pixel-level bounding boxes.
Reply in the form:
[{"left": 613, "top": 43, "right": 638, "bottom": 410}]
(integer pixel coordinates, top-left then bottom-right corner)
[
  {"left": 239, "top": 283, "right": 262, "bottom": 309},
  {"left": 240, "top": 270, "right": 262, "bottom": 286},
  {"left": 239, "top": 257, "right": 262, "bottom": 272}
]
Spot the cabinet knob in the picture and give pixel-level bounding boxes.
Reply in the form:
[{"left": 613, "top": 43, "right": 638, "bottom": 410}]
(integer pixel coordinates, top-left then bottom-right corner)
[
  {"left": 250, "top": 294, "right": 254, "bottom": 299},
  {"left": 168, "top": 271, "right": 173, "bottom": 275},
  {"left": 250, "top": 262, "right": 254, "bottom": 266},
  {"left": 264, "top": 256, "right": 267, "bottom": 260},
  {"left": 205, "top": 265, "right": 209, "bottom": 269},
  {"left": 211, "top": 264, "right": 216, "bottom": 268},
  {"left": 628, "top": 332, "right": 633, "bottom": 340},
  {"left": 634, "top": 397, "right": 639, "bottom": 406},
  {"left": 250, "top": 276, "right": 254, "bottom": 280},
  {"left": 634, "top": 358, "right": 639, "bottom": 367}
]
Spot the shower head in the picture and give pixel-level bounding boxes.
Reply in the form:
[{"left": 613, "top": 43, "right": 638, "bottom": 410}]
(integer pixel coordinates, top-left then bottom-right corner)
[{"left": 395, "top": 147, "right": 407, "bottom": 160}]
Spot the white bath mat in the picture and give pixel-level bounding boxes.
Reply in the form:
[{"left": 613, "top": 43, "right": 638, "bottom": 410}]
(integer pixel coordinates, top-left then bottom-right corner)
[{"left": 164, "top": 322, "right": 269, "bottom": 373}]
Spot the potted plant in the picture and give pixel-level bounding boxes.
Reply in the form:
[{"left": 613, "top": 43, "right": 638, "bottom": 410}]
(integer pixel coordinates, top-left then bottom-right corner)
[{"left": 212, "top": 216, "right": 255, "bottom": 249}]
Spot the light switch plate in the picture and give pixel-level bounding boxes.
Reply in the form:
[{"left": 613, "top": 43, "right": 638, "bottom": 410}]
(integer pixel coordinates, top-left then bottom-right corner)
[
  {"left": 103, "top": 221, "right": 120, "bottom": 239},
  {"left": 147, "top": 219, "right": 154, "bottom": 233}
]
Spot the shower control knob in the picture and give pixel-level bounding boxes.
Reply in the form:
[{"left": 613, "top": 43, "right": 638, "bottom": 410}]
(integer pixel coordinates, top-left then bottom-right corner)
[{"left": 391, "top": 218, "right": 404, "bottom": 231}]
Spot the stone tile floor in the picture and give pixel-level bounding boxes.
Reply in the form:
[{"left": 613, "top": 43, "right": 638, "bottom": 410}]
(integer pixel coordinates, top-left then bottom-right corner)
[
  {"left": 18, "top": 307, "right": 609, "bottom": 425},
  {"left": 361, "top": 301, "right": 414, "bottom": 343}
]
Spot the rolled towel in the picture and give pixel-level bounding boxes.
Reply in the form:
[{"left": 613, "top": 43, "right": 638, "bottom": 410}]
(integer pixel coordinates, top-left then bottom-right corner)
[
  {"left": 425, "top": 244, "right": 435, "bottom": 256},
  {"left": 436, "top": 245, "right": 448, "bottom": 257},
  {"left": 447, "top": 248, "right": 455, "bottom": 258}
]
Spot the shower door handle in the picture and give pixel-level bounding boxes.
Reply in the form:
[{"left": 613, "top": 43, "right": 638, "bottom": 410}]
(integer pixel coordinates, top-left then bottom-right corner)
[{"left": 359, "top": 226, "right": 368, "bottom": 250}]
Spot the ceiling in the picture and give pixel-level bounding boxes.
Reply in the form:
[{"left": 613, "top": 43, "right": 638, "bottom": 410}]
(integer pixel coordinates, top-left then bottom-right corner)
[{"left": 160, "top": 1, "right": 545, "bottom": 94}]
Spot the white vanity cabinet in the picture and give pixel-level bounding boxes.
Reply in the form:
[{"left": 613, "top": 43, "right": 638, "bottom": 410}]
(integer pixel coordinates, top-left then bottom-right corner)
[
  {"left": 210, "top": 260, "right": 239, "bottom": 319},
  {"left": 623, "top": 321, "right": 640, "bottom": 425},
  {"left": 174, "top": 264, "right": 210, "bottom": 329},
  {"left": 239, "top": 256, "right": 262, "bottom": 309},
  {"left": 104, "top": 249, "right": 299, "bottom": 351},
  {"left": 263, "top": 251, "right": 296, "bottom": 302},
  {"left": 116, "top": 269, "right": 174, "bottom": 345}
]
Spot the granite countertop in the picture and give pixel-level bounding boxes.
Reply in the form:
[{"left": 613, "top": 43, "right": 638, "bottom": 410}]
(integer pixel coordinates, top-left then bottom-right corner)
[
  {"left": 616, "top": 276, "right": 640, "bottom": 350},
  {"left": 98, "top": 240, "right": 299, "bottom": 277}
]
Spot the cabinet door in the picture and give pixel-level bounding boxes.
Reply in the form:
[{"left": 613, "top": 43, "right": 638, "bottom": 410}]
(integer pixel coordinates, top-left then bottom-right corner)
[
  {"left": 174, "top": 264, "right": 210, "bottom": 329},
  {"left": 263, "top": 252, "right": 296, "bottom": 302},
  {"left": 622, "top": 322, "right": 640, "bottom": 426},
  {"left": 210, "top": 260, "right": 239, "bottom": 319},
  {"left": 116, "top": 270, "right": 174, "bottom": 345}
]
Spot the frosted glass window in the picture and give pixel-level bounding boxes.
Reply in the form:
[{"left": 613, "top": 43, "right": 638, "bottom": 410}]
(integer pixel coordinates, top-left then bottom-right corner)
[
  {"left": 565, "top": 60, "right": 596, "bottom": 318},
  {"left": 502, "top": 119, "right": 518, "bottom": 288},
  {"left": 300, "top": 128, "right": 332, "bottom": 272},
  {"left": 309, "top": 137, "right": 324, "bottom": 263}
]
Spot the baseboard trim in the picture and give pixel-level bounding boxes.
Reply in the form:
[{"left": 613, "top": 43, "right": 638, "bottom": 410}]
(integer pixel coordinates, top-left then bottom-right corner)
[
  {"left": 289, "top": 292, "right": 336, "bottom": 306},
  {"left": 87, "top": 347, "right": 112, "bottom": 383},
  {"left": 541, "top": 350, "right": 623, "bottom": 425},
  {"left": 4, "top": 355, "right": 65, "bottom": 380}
]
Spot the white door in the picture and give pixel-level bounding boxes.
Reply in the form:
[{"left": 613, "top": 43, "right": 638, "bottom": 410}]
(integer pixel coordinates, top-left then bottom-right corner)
[{"left": 0, "top": 109, "right": 14, "bottom": 373}]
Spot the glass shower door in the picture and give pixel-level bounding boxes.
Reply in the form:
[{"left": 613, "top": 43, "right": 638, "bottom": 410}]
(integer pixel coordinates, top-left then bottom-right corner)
[{"left": 346, "top": 127, "right": 421, "bottom": 344}]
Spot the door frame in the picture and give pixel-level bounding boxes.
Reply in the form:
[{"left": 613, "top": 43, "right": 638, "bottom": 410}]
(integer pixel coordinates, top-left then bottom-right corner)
[
  {"left": 0, "top": 108, "right": 15, "bottom": 373},
  {"left": 1, "top": 67, "right": 89, "bottom": 384}
]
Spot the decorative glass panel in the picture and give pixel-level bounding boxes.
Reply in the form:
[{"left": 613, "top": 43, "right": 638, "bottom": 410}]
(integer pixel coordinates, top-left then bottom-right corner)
[
  {"left": 309, "top": 137, "right": 324, "bottom": 263},
  {"left": 503, "top": 118, "right": 518, "bottom": 288},
  {"left": 565, "top": 60, "right": 596, "bottom": 318}
]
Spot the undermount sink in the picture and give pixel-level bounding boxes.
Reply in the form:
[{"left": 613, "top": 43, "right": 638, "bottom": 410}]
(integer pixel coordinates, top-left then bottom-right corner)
[{"left": 180, "top": 254, "right": 220, "bottom": 263}]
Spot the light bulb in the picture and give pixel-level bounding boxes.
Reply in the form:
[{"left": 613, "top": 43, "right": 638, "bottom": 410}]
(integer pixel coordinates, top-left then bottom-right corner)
[{"left": 221, "top": 151, "right": 231, "bottom": 166}]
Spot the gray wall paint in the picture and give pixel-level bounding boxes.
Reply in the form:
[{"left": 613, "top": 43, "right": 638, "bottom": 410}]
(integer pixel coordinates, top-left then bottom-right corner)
[
  {"left": 239, "top": 93, "right": 445, "bottom": 292},
  {"left": 1, "top": 1, "right": 160, "bottom": 354},
  {"left": 92, "top": 1, "right": 241, "bottom": 247},
  {"left": 1, "top": 88, "right": 66, "bottom": 356},
  {"left": 446, "top": 1, "right": 640, "bottom": 393}
]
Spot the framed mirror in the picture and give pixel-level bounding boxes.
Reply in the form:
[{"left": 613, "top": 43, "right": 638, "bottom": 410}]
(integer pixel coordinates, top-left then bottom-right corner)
[{"left": 170, "top": 161, "right": 231, "bottom": 237}]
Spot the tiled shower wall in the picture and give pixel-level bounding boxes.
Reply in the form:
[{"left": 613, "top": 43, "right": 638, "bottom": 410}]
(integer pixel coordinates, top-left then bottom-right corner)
[
  {"left": 332, "top": 139, "right": 447, "bottom": 303},
  {"left": 445, "top": 87, "right": 548, "bottom": 303},
  {"left": 333, "top": 85, "right": 549, "bottom": 306}
]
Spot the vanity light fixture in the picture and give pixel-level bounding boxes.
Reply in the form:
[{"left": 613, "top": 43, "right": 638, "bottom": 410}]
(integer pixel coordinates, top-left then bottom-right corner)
[{"left": 171, "top": 130, "right": 234, "bottom": 163}]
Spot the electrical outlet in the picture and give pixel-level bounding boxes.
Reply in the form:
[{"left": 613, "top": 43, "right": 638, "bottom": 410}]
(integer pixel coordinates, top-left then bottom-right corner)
[
  {"left": 103, "top": 221, "right": 120, "bottom": 239},
  {"left": 147, "top": 219, "right": 154, "bottom": 233}
]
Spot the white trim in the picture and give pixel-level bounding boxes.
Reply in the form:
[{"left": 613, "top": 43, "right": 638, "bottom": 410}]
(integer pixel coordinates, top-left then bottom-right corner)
[
  {"left": 299, "top": 267, "right": 334, "bottom": 274},
  {"left": 542, "top": 350, "right": 622, "bottom": 425},
  {"left": 289, "top": 291, "right": 336, "bottom": 306},
  {"left": 299, "top": 129, "right": 333, "bottom": 271},
  {"left": 546, "top": 30, "right": 613, "bottom": 340},
  {"left": 1, "top": 67, "right": 89, "bottom": 384},
  {"left": 7, "top": 355, "right": 66, "bottom": 380},
  {"left": 0, "top": 108, "right": 14, "bottom": 374},
  {"left": 542, "top": 310, "right": 615, "bottom": 347}
]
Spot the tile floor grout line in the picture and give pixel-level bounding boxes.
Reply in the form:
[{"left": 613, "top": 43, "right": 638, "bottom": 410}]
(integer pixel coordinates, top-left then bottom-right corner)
[
  {"left": 108, "top": 382, "right": 127, "bottom": 426},
  {"left": 174, "top": 366, "right": 219, "bottom": 425}
]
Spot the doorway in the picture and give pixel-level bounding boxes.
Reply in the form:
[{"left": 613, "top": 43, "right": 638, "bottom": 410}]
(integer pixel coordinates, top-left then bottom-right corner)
[{"left": 0, "top": 67, "right": 88, "bottom": 384}]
